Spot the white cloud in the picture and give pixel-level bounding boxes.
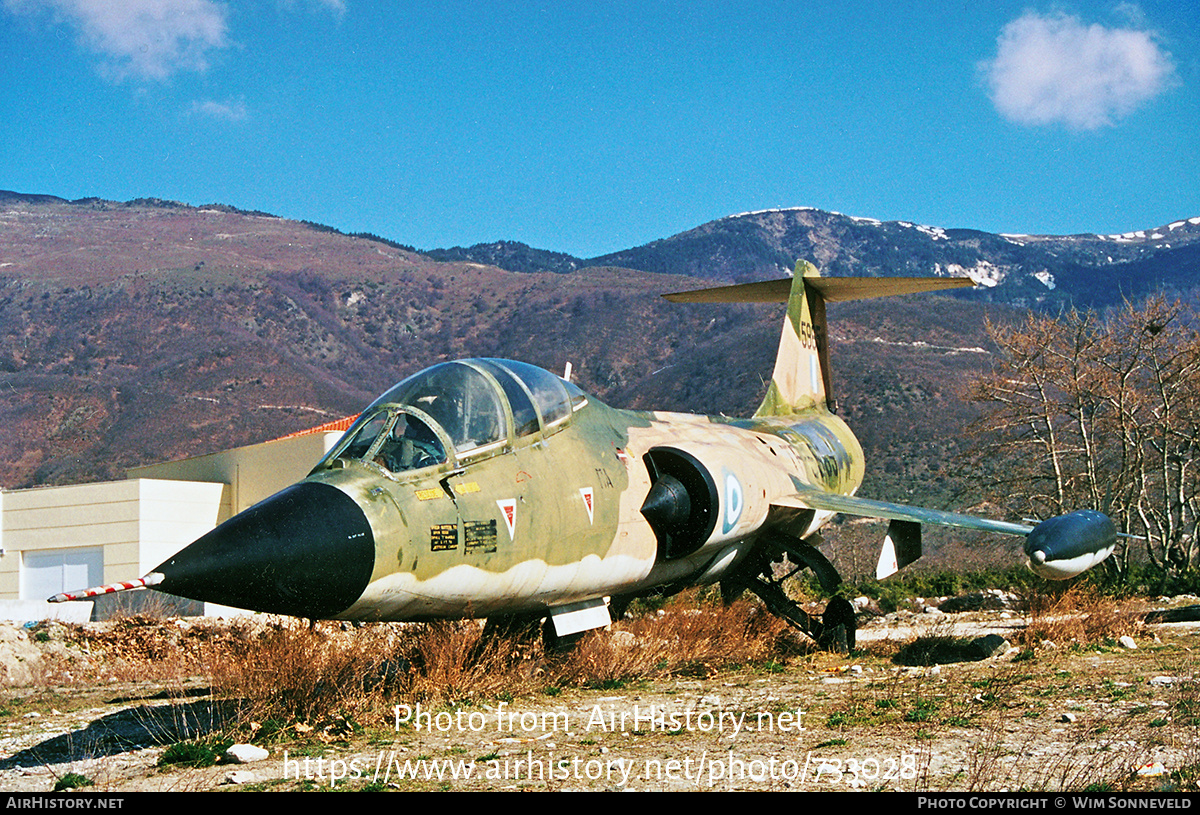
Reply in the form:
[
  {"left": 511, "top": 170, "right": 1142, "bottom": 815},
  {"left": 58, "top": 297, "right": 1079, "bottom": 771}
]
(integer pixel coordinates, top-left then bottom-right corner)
[
  {"left": 188, "top": 96, "right": 248, "bottom": 121},
  {"left": 6, "top": 0, "right": 229, "bottom": 80},
  {"left": 981, "top": 10, "right": 1176, "bottom": 130}
]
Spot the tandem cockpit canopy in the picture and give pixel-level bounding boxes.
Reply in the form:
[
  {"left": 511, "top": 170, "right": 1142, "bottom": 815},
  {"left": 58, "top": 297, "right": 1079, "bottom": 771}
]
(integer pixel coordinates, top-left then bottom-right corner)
[{"left": 317, "top": 358, "right": 588, "bottom": 475}]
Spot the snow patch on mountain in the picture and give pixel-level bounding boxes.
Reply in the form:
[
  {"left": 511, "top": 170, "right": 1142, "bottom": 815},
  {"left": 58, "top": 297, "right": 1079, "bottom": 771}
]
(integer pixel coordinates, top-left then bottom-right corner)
[
  {"left": 725, "top": 207, "right": 818, "bottom": 219},
  {"left": 938, "top": 261, "right": 1006, "bottom": 288}
]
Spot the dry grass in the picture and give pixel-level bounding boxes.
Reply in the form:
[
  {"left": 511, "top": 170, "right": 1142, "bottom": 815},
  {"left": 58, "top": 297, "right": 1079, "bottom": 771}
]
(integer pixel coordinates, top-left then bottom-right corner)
[
  {"left": 1017, "top": 585, "right": 1147, "bottom": 650},
  {"left": 551, "top": 598, "right": 791, "bottom": 687},
  {"left": 200, "top": 618, "right": 540, "bottom": 737},
  {"left": 400, "top": 620, "right": 542, "bottom": 702},
  {"left": 6, "top": 591, "right": 1198, "bottom": 792},
  {"left": 205, "top": 621, "right": 401, "bottom": 726},
  {"left": 192, "top": 597, "right": 792, "bottom": 732},
  {"left": 69, "top": 617, "right": 252, "bottom": 683}
]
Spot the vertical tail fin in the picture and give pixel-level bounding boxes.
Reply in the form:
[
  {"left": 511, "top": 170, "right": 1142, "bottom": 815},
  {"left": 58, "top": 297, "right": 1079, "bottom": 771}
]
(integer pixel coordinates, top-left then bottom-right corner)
[
  {"left": 755, "top": 261, "right": 831, "bottom": 417},
  {"left": 662, "top": 262, "right": 975, "bottom": 418}
]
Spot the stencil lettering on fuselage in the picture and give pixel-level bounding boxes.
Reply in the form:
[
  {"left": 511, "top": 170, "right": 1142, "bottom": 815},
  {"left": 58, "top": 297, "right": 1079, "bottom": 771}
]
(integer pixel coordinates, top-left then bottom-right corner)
[
  {"left": 465, "top": 519, "right": 497, "bottom": 553},
  {"left": 430, "top": 524, "right": 457, "bottom": 551},
  {"left": 789, "top": 419, "right": 853, "bottom": 491}
]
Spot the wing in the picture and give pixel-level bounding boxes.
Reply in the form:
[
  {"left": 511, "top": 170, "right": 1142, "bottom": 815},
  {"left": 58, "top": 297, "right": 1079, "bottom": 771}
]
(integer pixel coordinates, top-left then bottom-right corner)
[
  {"left": 771, "top": 488, "right": 1115, "bottom": 581},
  {"left": 775, "top": 488, "right": 1032, "bottom": 536}
]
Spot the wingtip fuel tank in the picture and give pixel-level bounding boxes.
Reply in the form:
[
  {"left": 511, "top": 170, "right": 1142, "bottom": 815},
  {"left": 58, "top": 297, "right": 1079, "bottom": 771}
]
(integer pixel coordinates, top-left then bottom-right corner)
[{"left": 1024, "top": 510, "right": 1117, "bottom": 580}]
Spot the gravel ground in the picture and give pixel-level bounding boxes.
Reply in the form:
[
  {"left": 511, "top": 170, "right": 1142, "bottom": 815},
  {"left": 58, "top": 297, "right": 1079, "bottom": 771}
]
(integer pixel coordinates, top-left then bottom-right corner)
[{"left": 0, "top": 601, "right": 1197, "bottom": 793}]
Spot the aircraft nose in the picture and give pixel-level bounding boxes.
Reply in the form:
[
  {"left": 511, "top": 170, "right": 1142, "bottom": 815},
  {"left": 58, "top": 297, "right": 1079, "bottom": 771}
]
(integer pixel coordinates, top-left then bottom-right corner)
[{"left": 153, "top": 482, "right": 376, "bottom": 618}]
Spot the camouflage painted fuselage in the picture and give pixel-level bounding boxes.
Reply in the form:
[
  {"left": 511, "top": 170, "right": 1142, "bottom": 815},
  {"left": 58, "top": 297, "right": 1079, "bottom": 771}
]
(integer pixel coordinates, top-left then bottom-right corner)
[{"left": 317, "top": 396, "right": 864, "bottom": 621}]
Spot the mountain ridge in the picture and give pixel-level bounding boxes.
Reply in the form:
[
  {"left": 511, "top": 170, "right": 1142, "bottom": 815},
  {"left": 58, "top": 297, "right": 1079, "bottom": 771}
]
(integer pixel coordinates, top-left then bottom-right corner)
[
  {"left": 351, "top": 200, "right": 1200, "bottom": 309},
  {"left": 6, "top": 189, "right": 1197, "bottom": 309}
]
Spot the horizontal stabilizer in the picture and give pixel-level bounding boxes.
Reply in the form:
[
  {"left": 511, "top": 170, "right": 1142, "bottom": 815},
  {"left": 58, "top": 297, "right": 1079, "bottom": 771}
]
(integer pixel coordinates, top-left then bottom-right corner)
[{"left": 663, "top": 275, "right": 974, "bottom": 304}]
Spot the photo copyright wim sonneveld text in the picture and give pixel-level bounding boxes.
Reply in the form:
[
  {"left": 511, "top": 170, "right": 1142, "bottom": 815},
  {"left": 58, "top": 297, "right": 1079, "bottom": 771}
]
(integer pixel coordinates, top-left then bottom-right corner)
[{"left": 283, "top": 749, "right": 922, "bottom": 787}]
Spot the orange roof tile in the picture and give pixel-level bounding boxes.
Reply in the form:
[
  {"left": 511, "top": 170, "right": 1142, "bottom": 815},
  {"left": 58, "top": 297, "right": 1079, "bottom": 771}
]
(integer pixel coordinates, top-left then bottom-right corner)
[{"left": 270, "top": 414, "right": 359, "bottom": 443}]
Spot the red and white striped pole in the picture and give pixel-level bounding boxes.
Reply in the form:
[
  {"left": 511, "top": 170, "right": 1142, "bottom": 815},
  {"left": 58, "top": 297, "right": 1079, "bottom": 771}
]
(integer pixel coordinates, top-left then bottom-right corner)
[{"left": 48, "top": 572, "right": 165, "bottom": 603}]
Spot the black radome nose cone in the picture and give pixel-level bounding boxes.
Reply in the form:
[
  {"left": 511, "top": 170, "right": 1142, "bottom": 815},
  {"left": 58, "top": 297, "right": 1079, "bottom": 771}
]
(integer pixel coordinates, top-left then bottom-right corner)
[{"left": 154, "top": 482, "right": 375, "bottom": 618}]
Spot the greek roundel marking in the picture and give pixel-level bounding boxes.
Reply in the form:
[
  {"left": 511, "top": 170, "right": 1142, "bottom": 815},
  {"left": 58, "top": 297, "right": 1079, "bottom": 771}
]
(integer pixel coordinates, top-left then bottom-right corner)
[{"left": 721, "top": 470, "right": 743, "bottom": 534}]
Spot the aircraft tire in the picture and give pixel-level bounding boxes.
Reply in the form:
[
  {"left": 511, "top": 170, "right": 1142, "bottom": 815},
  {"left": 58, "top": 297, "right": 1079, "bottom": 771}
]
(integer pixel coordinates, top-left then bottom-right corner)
[{"left": 819, "top": 597, "right": 857, "bottom": 653}]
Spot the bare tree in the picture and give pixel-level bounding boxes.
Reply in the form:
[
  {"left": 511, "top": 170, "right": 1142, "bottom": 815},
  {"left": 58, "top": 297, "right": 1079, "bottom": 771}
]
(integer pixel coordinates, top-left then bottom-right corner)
[{"left": 968, "top": 298, "right": 1200, "bottom": 585}]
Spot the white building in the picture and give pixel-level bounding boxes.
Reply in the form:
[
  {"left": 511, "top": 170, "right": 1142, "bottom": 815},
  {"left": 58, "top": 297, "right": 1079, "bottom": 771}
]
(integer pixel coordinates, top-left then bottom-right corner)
[{"left": 0, "top": 416, "right": 354, "bottom": 621}]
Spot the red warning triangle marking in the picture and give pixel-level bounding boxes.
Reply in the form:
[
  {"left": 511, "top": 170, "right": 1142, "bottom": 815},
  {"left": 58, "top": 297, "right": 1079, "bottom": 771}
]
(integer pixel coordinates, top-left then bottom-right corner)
[
  {"left": 497, "top": 499, "right": 517, "bottom": 539},
  {"left": 580, "top": 487, "right": 594, "bottom": 524}
]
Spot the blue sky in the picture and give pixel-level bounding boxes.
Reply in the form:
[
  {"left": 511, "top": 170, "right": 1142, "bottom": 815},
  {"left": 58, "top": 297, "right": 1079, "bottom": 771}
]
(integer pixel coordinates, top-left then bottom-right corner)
[{"left": 2, "top": 1, "right": 1196, "bottom": 257}]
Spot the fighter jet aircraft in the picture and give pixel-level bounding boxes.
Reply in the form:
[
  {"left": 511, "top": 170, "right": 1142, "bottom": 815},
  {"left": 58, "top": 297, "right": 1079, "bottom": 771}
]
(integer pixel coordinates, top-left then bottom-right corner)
[{"left": 52, "top": 261, "right": 1117, "bottom": 648}]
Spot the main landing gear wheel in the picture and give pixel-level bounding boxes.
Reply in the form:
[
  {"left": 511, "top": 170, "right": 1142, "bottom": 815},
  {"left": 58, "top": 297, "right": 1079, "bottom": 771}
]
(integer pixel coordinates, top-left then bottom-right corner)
[
  {"left": 721, "top": 532, "right": 857, "bottom": 653},
  {"left": 817, "top": 596, "right": 857, "bottom": 654}
]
